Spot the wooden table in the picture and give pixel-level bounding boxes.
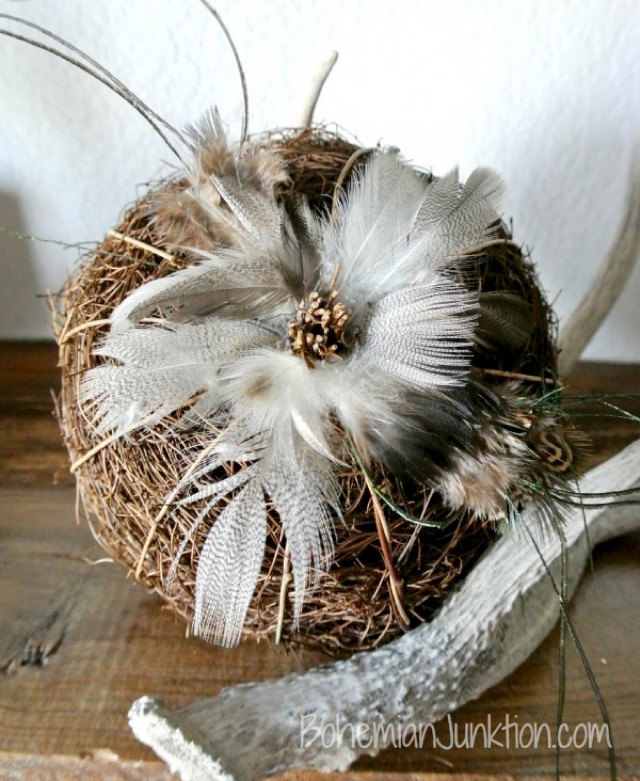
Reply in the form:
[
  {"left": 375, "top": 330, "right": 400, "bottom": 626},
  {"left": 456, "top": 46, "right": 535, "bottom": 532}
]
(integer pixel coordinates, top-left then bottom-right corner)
[{"left": 1, "top": 342, "right": 639, "bottom": 780}]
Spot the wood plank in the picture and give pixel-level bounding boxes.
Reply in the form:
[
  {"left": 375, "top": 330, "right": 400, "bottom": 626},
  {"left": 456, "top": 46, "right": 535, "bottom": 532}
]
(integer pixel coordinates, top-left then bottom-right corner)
[
  {"left": 0, "top": 753, "right": 173, "bottom": 781},
  {"left": 0, "top": 342, "right": 73, "bottom": 489},
  {"left": 0, "top": 489, "right": 326, "bottom": 755},
  {"left": 1, "top": 342, "right": 639, "bottom": 777},
  {"left": 1, "top": 488, "right": 638, "bottom": 776}
]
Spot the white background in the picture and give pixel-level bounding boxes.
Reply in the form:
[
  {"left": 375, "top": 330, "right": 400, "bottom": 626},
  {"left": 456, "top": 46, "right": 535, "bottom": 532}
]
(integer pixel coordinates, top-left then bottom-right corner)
[{"left": 0, "top": 0, "right": 639, "bottom": 361}]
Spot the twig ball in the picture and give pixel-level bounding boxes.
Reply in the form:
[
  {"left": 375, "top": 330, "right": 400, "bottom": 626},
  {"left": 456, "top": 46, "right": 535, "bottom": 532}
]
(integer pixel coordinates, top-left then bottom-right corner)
[{"left": 56, "top": 127, "right": 556, "bottom": 655}]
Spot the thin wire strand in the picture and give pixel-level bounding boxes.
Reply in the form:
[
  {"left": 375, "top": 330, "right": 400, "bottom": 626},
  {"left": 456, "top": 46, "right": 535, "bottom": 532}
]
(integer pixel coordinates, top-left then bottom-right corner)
[
  {"left": 0, "top": 28, "right": 185, "bottom": 162},
  {"left": 513, "top": 504, "right": 617, "bottom": 781},
  {"left": 0, "top": 224, "right": 96, "bottom": 250},
  {"left": 550, "top": 513, "right": 568, "bottom": 781},
  {"left": 0, "top": 14, "right": 186, "bottom": 147},
  {"left": 347, "top": 434, "right": 455, "bottom": 530},
  {"left": 196, "top": 0, "right": 249, "bottom": 143}
]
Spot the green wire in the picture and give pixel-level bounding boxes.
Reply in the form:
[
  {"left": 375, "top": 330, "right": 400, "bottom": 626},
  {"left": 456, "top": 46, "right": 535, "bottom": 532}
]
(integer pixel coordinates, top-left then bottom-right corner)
[{"left": 347, "top": 434, "right": 454, "bottom": 530}]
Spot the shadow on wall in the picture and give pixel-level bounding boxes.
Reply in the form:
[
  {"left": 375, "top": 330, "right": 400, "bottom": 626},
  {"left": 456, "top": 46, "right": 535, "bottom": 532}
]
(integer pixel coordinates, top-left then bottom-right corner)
[{"left": 0, "top": 191, "right": 50, "bottom": 340}]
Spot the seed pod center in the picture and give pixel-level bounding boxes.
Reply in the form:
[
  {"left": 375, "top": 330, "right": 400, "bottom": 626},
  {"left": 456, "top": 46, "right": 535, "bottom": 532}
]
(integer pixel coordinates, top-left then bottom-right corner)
[{"left": 287, "top": 290, "right": 352, "bottom": 366}]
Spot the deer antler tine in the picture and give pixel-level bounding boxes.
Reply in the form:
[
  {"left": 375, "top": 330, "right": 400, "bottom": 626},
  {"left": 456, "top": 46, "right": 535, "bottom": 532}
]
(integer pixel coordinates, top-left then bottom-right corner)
[
  {"left": 558, "top": 142, "right": 640, "bottom": 376},
  {"left": 294, "top": 51, "right": 339, "bottom": 130},
  {"left": 129, "top": 440, "right": 640, "bottom": 781}
]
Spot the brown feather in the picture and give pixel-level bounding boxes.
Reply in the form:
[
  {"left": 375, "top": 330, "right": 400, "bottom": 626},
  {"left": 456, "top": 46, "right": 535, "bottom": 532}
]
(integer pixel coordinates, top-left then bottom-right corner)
[{"left": 147, "top": 111, "right": 290, "bottom": 252}]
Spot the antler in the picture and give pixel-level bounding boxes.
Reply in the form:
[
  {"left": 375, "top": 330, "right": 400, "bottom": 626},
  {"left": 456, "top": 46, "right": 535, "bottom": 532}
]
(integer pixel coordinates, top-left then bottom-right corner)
[
  {"left": 129, "top": 440, "right": 640, "bottom": 781},
  {"left": 557, "top": 142, "right": 640, "bottom": 376},
  {"left": 293, "top": 51, "right": 339, "bottom": 130}
]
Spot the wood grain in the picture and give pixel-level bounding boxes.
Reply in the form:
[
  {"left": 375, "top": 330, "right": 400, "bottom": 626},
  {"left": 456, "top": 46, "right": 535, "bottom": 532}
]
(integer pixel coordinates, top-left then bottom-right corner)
[
  {"left": 1, "top": 342, "right": 639, "bottom": 779},
  {"left": 0, "top": 342, "right": 73, "bottom": 489}
]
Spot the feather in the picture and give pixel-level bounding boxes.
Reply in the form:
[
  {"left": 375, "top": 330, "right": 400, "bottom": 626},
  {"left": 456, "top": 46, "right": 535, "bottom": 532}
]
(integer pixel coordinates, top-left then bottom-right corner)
[
  {"left": 148, "top": 186, "right": 226, "bottom": 252},
  {"left": 278, "top": 195, "right": 322, "bottom": 298},
  {"left": 196, "top": 175, "right": 323, "bottom": 303},
  {"left": 440, "top": 424, "right": 527, "bottom": 519},
  {"left": 359, "top": 275, "right": 478, "bottom": 389},
  {"left": 179, "top": 463, "right": 259, "bottom": 506},
  {"left": 238, "top": 144, "right": 290, "bottom": 195},
  {"left": 115, "top": 177, "right": 322, "bottom": 331},
  {"left": 313, "top": 356, "right": 406, "bottom": 462},
  {"left": 109, "top": 254, "right": 290, "bottom": 331},
  {"left": 323, "top": 150, "right": 428, "bottom": 306},
  {"left": 187, "top": 431, "right": 268, "bottom": 485},
  {"left": 167, "top": 465, "right": 259, "bottom": 587},
  {"left": 83, "top": 319, "right": 276, "bottom": 433},
  {"left": 210, "top": 173, "right": 283, "bottom": 247},
  {"left": 359, "top": 384, "right": 502, "bottom": 487},
  {"left": 263, "top": 437, "right": 337, "bottom": 625},
  {"left": 199, "top": 174, "right": 323, "bottom": 302},
  {"left": 187, "top": 430, "right": 338, "bottom": 646},
  {"left": 149, "top": 107, "right": 288, "bottom": 252},
  {"left": 412, "top": 166, "right": 503, "bottom": 274},
  {"left": 184, "top": 107, "right": 235, "bottom": 178},
  {"left": 80, "top": 362, "right": 219, "bottom": 434},
  {"left": 324, "top": 151, "right": 502, "bottom": 312},
  {"left": 96, "top": 319, "right": 275, "bottom": 366},
  {"left": 175, "top": 350, "right": 340, "bottom": 641},
  {"left": 476, "top": 291, "right": 534, "bottom": 353},
  {"left": 193, "top": 480, "right": 267, "bottom": 646},
  {"left": 318, "top": 352, "right": 499, "bottom": 486},
  {"left": 186, "top": 108, "right": 288, "bottom": 195}
]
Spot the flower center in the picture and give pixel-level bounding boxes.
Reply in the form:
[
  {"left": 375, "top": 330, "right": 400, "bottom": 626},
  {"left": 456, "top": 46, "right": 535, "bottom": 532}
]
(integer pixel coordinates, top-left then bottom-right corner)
[{"left": 288, "top": 290, "right": 353, "bottom": 366}]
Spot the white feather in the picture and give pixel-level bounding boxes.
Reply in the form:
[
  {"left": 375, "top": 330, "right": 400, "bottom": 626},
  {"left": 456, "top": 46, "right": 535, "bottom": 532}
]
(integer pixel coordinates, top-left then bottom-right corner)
[
  {"left": 187, "top": 431, "right": 268, "bottom": 486},
  {"left": 167, "top": 466, "right": 258, "bottom": 588},
  {"left": 80, "top": 362, "right": 220, "bottom": 435},
  {"left": 323, "top": 151, "right": 502, "bottom": 312},
  {"left": 179, "top": 463, "right": 259, "bottom": 506},
  {"left": 220, "top": 349, "right": 336, "bottom": 460},
  {"left": 109, "top": 254, "right": 290, "bottom": 332},
  {"left": 96, "top": 319, "right": 276, "bottom": 366},
  {"left": 193, "top": 480, "right": 267, "bottom": 647},
  {"left": 323, "top": 150, "right": 427, "bottom": 306},
  {"left": 411, "top": 166, "right": 504, "bottom": 282},
  {"left": 173, "top": 350, "right": 341, "bottom": 642},
  {"left": 314, "top": 357, "right": 412, "bottom": 465},
  {"left": 82, "top": 320, "right": 277, "bottom": 434},
  {"left": 262, "top": 436, "right": 337, "bottom": 625},
  {"left": 360, "top": 276, "right": 478, "bottom": 389}
]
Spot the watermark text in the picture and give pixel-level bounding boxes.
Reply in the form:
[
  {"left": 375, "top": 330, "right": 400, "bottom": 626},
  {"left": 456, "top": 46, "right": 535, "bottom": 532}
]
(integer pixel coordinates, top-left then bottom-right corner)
[{"left": 299, "top": 713, "right": 611, "bottom": 751}]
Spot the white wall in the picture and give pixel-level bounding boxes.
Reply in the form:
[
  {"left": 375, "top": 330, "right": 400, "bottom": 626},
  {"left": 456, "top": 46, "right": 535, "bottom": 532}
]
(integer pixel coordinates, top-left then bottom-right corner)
[{"left": 1, "top": 0, "right": 639, "bottom": 361}]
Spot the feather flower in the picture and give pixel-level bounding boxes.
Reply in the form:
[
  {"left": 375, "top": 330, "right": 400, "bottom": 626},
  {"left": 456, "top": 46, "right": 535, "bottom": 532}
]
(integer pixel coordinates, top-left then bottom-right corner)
[{"left": 81, "top": 115, "right": 506, "bottom": 646}]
